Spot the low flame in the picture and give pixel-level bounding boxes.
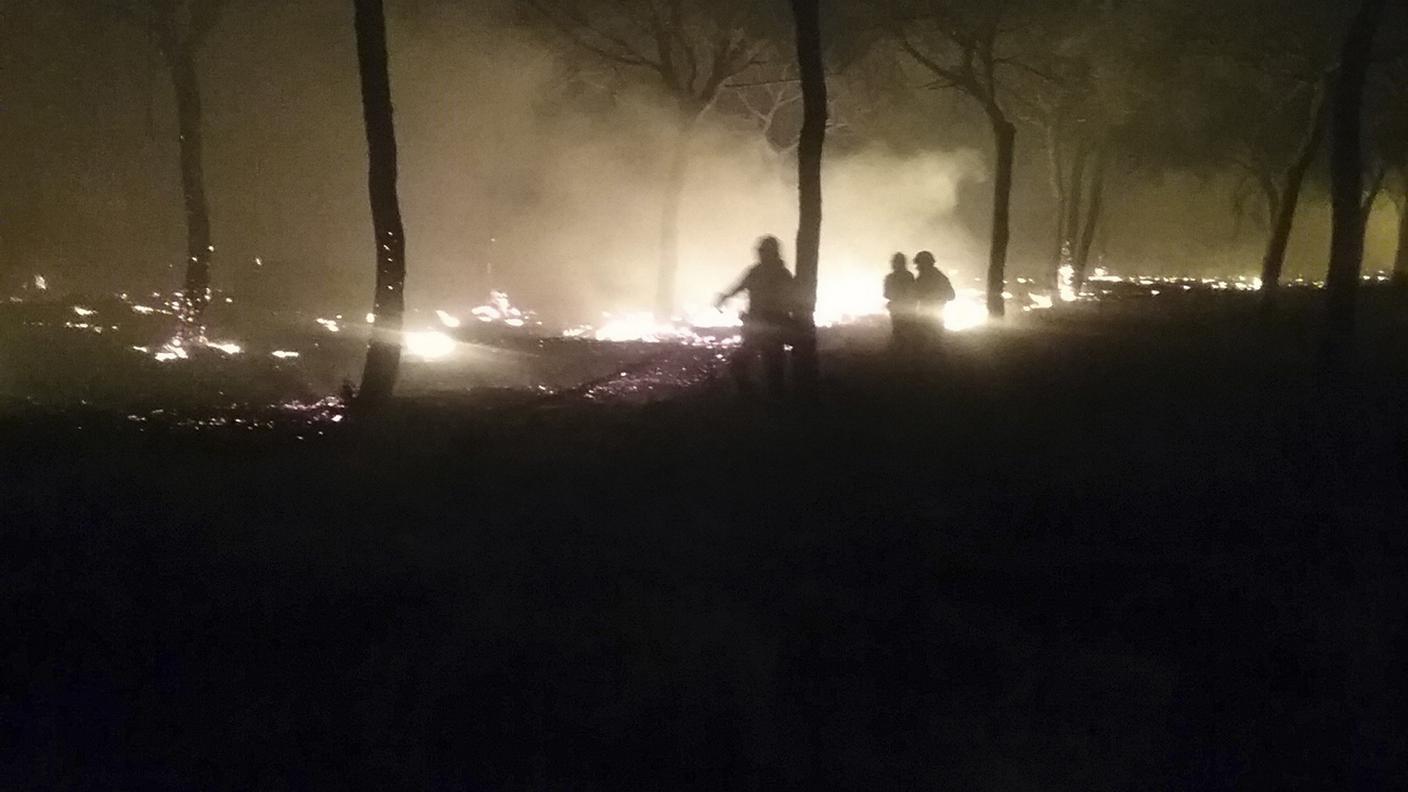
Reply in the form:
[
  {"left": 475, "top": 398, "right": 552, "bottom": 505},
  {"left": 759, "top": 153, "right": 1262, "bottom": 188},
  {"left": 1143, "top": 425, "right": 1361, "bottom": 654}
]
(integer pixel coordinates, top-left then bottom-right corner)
[
  {"left": 404, "top": 330, "right": 456, "bottom": 360},
  {"left": 940, "top": 292, "right": 989, "bottom": 332}
]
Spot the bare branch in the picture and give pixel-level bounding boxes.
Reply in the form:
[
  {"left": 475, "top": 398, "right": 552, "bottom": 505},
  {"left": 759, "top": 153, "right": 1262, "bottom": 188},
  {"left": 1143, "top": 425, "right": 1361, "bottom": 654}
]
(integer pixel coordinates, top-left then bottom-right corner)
[{"left": 528, "top": 0, "right": 663, "bottom": 72}]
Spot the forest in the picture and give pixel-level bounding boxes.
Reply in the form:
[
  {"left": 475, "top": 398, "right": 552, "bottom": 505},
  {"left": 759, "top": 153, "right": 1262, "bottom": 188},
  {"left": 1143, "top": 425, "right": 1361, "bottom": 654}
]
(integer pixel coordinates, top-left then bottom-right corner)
[{"left": 2, "top": 0, "right": 1406, "bottom": 789}]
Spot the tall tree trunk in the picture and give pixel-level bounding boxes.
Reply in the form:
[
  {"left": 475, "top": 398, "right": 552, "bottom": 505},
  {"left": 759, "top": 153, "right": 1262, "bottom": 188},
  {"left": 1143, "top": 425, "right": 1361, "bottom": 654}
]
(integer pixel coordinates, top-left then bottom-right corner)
[
  {"left": 987, "top": 113, "right": 1016, "bottom": 318},
  {"left": 790, "top": 0, "right": 826, "bottom": 395},
  {"left": 654, "top": 116, "right": 693, "bottom": 320},
  {"left": 1063, "top": 139, "right": 1090, "bottom": 258},
  {"left": 1393, "top": 194, "right": 1408, "bottom": 290},
  {"left": 1325, "top": 0, "right": 1387, "bottom": 342},
  {"left": 167, "top": 42, "right": 213, "bottom": 336},
  {"left": 1045, "top": 123, "right": 1067, "bottom": 287},
  {"left": 1072, "top": 148, "right": 1107, "bottom": 290},
  {"left": 1260, "top": 98, "right": 1327, "bottom": 307},
  {"left": 353, "top": 0, "right": 407, "bottom": 407}
]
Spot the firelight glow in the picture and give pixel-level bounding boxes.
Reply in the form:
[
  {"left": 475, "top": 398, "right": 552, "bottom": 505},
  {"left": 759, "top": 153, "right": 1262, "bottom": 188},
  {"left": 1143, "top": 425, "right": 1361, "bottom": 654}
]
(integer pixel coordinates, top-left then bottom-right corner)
[{"left": 404, "top": 330, "right": 456, "bottom": 360}]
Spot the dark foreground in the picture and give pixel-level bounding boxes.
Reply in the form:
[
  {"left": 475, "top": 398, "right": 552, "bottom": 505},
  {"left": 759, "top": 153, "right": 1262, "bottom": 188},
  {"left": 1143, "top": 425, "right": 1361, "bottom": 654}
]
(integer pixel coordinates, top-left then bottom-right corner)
[{"left": 4, "top": 298, "right": 1407, "bottom": 790}]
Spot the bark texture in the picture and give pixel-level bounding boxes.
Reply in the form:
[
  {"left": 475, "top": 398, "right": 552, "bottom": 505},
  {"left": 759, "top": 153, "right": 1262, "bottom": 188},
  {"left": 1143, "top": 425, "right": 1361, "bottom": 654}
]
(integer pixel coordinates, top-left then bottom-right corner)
[{"left": 353, "top": 0, "right": 407, "bottom": 407}]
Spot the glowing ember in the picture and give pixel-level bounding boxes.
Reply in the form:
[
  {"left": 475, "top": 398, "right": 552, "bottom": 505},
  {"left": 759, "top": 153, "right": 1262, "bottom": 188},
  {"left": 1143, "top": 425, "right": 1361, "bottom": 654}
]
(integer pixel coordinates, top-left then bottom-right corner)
[
  {"left": 131, "top": 304, "right": 158, "bottom": 315},
  {"left": 316, "top": 318, "right": 341, "bottom": 333},
  {"left": 72, "top": 306, "right": 96, "bottom": 317},
  {"left": 366, "top": 313, "right": 377, "bottom": 324},
  {"left": 205, "top": 341, "right": 243, "bottom": 355},
  {"left": 33, "top": 274, "right": 47, "bottom": 291},
  {"left": 271, "top": 350, "right": 301, "bottom": 359},
  {"left": 404, "top": 330, "right": 456, "bottom": 360},
  {"left": 436, "top": 309, "right": 462, "bottom": 328}
]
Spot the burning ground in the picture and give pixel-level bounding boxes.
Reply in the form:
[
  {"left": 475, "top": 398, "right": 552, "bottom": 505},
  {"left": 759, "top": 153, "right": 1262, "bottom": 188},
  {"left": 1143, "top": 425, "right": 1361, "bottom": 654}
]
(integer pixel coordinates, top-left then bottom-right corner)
[{"left": 1, "top": 269, "right": 1344, "bottom": 419}]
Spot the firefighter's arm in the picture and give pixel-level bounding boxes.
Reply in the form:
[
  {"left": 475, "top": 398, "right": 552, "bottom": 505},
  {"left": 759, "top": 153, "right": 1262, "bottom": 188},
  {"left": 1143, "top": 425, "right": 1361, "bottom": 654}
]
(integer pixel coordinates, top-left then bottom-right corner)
[{"left": 715, "top": 269, "right": 752, "bottom": 308}]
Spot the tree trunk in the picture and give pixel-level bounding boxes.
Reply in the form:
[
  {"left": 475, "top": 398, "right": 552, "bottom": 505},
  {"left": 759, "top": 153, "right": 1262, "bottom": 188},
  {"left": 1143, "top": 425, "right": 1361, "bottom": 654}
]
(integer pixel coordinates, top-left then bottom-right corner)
[
  {"left": 790, "top": 0, "right": 826, "bottom": 395},
  {"left": 353, "top": 0, "right": 407, "bottom": 407},
  {"left": 1044, "top": 123, "right": 1067, "bottom": 287},
  {"left": 167, "top": 42, "right": 213, "bottom": 336},
  {"left": 1392, "top": 197, "right": 1408, "bottom": 290},
  {"left": 1325, "top": 0, "right": 1387, "bottom": 342},
  {"left": 1063, "top": 139, "right": 1090, "bottom": 259},
  {"left": 987, "top": 114, "right": 1015, "bottom": 318},
  {"left": 1072, "top": 148, "right": 1106, "bottom": 290},
  {"left": 1260, "top": 101, "right": 1327, "bottom": 307},
  {"left": 654, "top": 116, "right": 693, "bottom": 320}
]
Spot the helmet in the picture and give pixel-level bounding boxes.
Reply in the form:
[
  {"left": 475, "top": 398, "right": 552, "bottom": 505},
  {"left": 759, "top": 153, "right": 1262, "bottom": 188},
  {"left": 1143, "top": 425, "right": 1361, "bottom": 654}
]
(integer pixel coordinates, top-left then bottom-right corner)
[
  {"left": 758, "top": 235, "right": 782, "bottom": 260},
  {"left": 914, "top": 250, "right": 936, "bottom": 266}
]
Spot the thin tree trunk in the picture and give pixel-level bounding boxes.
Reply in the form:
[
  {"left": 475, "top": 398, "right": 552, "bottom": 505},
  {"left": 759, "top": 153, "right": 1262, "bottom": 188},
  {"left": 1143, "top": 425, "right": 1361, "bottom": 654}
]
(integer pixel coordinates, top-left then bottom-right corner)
[
  {"left": 1325, "top": 0, "right": 1388, "bottom": 342},
  {"left": 353, "top": 0, "right": 407, "bottom": 407},
  {"left": 1063, "top": 139, "right": 1090, "bottom": 257},
  {"left": 1393, "top": 196, "right": 1408, "bottom": 290},
  {"left": 1073, "top": 148, "right": 1106, "bottom": 290},
  {"left": 1260, "top": 102, "right": 1326, "bottom": 307},
  {"left": 168, "top": 42, "right": 213, "bottom": 336},
  {"left": 654, "top": 116, "right": 693, "bottom": 320},
  {"left": 1045, "top": 123, "right": 1067, "bottom": 286},
  {"left": 790, "top": 0, "right": 826, "bottom": 395},
  {"left": 987, "top": 114, "right": 1015, "bottom": 318}
]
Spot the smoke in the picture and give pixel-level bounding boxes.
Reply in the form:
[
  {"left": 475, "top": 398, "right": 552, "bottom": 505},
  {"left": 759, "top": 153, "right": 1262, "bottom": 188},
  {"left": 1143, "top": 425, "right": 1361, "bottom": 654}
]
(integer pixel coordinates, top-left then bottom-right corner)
[
  {"left": 17, "top": 0, "right": 1391, "bottom": 316},
  {"left": 382, "top": 2, "right": 988, "bottom": 322}
]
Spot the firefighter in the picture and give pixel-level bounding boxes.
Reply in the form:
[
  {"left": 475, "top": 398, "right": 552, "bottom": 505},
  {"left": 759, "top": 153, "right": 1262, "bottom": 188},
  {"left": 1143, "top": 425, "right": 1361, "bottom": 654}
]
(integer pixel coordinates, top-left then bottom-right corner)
[{"left": 716, "top": 235, "right": 796, "bottom": 396}]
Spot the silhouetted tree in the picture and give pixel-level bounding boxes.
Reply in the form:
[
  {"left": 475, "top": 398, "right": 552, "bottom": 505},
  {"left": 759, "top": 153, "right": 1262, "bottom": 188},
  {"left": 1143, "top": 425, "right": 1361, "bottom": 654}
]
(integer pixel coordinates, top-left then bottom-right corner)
[
  {"left": 105, "top": 0, "right": 227, "bottom": 335},
  {"left": 1167, "top": 0, "right": 1340, "bottom": 305},
  {"left": 1325, "top": 0, "right": 1388, "bottom": 343},
  {"left": 1365, "top": 56, "right": 1408, "bottom": 290},
  {"left": 353, "top": 0, "right": 407, "bottom": 406},
  {"left": 1248, "top": 80, "right": 1328, "bottom": 308},
  {"left": 790, "top": 0, "right": 825, "bottom": 394},
  {"left": 889, "top": 0, "right": 1030, "bottom": 318},
  {"left": 1007, "top": 0, "right": 1126, "bottom": 291},
  {"left": 526, "top": 0, "right": 775, "bottom": 318}
]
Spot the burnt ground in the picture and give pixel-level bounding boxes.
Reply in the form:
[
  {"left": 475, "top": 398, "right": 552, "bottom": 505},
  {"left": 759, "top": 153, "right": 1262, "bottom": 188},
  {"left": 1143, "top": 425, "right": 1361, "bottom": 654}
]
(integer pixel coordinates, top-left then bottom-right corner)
[{"left": 3, "top": 293, "right": 1407, "bottom": 790}]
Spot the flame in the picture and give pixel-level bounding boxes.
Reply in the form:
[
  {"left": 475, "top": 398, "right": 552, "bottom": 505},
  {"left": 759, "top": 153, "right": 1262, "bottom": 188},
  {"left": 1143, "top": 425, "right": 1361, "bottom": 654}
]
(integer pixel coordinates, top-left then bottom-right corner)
[
  {"left": 1057, "top": 263, "right": 1078, "bottom": 302},
  {"left": 469, "top": 291, "right": 535, "bottom": 326},
  {"left": 404, "top": 330, "right": 456, "bottom": 360},
  {"left": 940, "top": 292, "right": 989, "bottom": 332}
]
